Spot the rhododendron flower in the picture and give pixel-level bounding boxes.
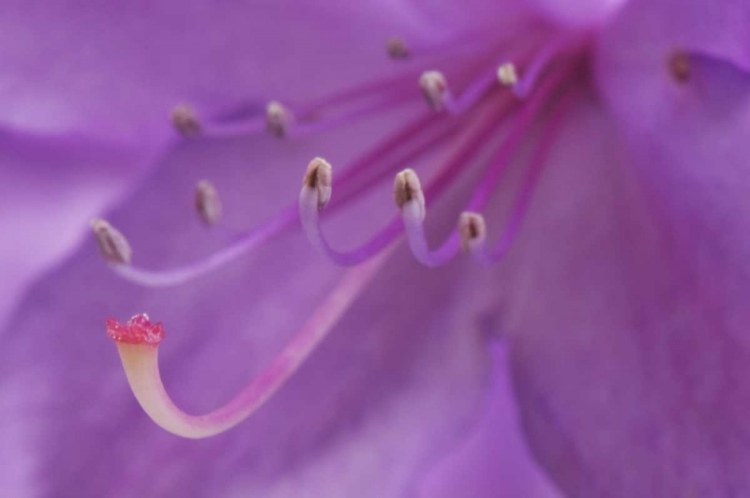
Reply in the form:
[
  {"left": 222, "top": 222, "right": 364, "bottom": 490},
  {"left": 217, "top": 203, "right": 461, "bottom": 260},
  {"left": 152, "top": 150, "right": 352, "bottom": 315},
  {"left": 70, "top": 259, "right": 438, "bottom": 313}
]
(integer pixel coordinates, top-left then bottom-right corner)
[{"left": 2, "top": 0, "right": 750, "bottom": 496}]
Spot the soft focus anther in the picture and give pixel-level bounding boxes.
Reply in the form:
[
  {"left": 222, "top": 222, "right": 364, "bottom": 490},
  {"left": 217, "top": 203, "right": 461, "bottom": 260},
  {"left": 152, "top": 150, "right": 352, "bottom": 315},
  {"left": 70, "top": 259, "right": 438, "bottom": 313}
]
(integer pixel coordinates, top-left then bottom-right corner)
[
  {"left": 386, "top": 37, "right": 411, "bottom": 60},
  {"left": 195, "top": 180, "right": 223, "bottom": 226},
  {"left": 171, "top": 104, "right": 202, "bottom": 137},
  {"left": 91, "top": 219, "right": 132, "bottom": 265},
  {"left": 669, "top": 50, "right": 691, "bottom": 83},
  {"left": 497, "top": 63, "right": 519, "bottom": 86},
  {"left": 266, "top": 101, "right": 295, "bottom": 138},
  {"left": 419, "top": 71, "right": 452, "bottom": 112},
  {"left": 458, "top": 212, "right": 487, "bottom": 253},
  {"left": 394, "top": 169, "right": 426, "bottom": 221},
  {"left": 303, "top": 157, "right": 333, "bottom": 210}
]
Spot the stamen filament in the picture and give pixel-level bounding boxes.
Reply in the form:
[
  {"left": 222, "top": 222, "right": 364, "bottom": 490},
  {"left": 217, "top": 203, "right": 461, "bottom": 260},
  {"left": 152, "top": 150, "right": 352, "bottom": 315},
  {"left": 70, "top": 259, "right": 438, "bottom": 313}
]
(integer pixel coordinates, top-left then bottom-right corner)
[
  {"left": 287, "top": 91, "right": 416, "bottom": 139},
  {"left": 468, "top": 91, "right": 574, "bottom": 264},
  {"left": 109, "top": 249, "right": 391, "bottom": 439}
]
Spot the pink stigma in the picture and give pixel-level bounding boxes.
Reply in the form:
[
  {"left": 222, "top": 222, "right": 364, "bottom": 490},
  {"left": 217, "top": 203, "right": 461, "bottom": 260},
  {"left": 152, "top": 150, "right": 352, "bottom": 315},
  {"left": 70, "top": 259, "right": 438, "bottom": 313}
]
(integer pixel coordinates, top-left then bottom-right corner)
[{"left": 106, "top": 314, "right": 166, "bottom": 346}]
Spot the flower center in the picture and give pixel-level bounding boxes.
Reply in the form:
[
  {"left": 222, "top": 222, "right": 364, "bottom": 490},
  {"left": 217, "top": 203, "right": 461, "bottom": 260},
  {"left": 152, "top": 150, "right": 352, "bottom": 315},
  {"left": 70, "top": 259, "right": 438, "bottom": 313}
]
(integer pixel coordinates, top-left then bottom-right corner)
[{"left": 100, "top": 19, "right": 589, "bottom": 438}]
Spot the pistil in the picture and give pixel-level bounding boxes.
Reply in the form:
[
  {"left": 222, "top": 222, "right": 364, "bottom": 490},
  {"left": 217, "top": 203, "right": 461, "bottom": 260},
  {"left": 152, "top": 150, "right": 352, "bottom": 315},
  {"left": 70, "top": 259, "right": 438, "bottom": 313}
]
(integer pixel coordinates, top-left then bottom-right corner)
[{"left": 107, "top": 249, "right": 392, "bottom": 439}]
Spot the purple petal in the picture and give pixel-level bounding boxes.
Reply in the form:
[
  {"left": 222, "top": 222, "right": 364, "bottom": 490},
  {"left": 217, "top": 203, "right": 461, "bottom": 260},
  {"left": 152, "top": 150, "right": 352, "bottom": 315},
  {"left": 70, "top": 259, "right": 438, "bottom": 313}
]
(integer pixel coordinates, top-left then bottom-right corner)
[
  {"left": 528, "top": 0, "right": 628, "bottom": 27},
  {"left": 504, "top": 9, "right": 750, "bottom": 488},
  {"left": 417, "top": 345, "right": 562, "bottom": 498}
]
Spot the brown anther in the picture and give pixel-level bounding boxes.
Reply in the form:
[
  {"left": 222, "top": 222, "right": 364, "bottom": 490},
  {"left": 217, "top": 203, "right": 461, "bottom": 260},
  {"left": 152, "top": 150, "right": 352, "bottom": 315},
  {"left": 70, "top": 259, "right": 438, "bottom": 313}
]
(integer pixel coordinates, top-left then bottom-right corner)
[
  {"left": 419, "top": 71, "right": 450, "bottom": 112},
  {"left": 195, "top": 180, "right": 222, "bottom": 226},
  {"left": 303, "top": 157, "right": 333, "bottom": 210},
  {"left": 266, "top": 101, "right": 294, "bottom": 138},
  {"left": 91, "top": 219, "right": 132, "bottom": 265},
  {"left": 458, "top": 212, "right": 487, "bottom": 253},
  {"left": 669, "top": 50, "right": 691, "bottom": 83},
  {"left": 497, "top": 63, "right": 519, "bottom": 86},
  {"left": 171, "top": 104, "right": 201, "bottom": 137},
  {"left": 394, "top": 169, "right": 426, "bottom": 220},
  {"left": 386, "top": 37, "right": 411, "bottom": 60}
]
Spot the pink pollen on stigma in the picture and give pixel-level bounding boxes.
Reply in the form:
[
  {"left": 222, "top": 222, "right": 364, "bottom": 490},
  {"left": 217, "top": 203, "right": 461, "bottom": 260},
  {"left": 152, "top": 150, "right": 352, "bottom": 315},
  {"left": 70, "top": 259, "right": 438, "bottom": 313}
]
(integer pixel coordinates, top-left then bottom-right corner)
[{"left": 106, "top": 314, "right": 166, "bottom": 346}]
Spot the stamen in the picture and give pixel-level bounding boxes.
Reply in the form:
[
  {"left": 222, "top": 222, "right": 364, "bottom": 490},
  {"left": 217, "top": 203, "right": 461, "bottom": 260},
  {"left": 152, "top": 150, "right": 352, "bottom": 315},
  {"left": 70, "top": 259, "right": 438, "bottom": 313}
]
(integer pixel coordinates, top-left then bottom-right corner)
[
  {"left": 401, "top": 65, "right": 570, "bottom": 267},
  {"left": 497, "top": 63, "right": 519, "bottom": 86},
  {"left": 298, "top": 123, "right": 458, "bottom": 266},
  {"left": 299, "top": 96, "right": 510, "bottom": 267},
  {"left": 107, "top": 249, "right": 391, "bottom": 439},
  {"left": 109, "top": 113, "right": 451, "bottom": 286},
  {"left": 91, "top": 219, "right": 132, "bottom": 265},
  {"left": 457, "top": 212, "right": 487, "bottom": 253},
  {"left": 419, "top": 71, "right": 453, "bottom": 112},
  {"left": 418, "top": 57, "right": 520, "bottom": 116},
  {"left": 171, "top": 104, "right": 202, "bottom": 137},
  {"left": 386, "top": 37, "right": 411, "bottom": 60},
  {"left": 397, "top": 168, "right": 465, "bottom": 267},
  {"left": 302, "top": 158, "right": 333, "bottom": 210},
  {"left": 393, "top": 169, "right": 426, "bottom": 220},
  {"left": 266, "top": 101, "right": 295, "bottom": 138},
  {"left": 195, "top": 180, "right": 223, "bottom": 226}
]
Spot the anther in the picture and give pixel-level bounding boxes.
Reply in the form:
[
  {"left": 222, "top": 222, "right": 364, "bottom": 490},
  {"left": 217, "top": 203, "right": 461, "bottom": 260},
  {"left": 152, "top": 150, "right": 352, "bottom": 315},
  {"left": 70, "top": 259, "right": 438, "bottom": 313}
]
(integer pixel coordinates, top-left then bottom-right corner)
[
  {"left": 266, "top": 101, "right": 295, "bottom": 138},
  {"left": 394, "top": 169, "right": 426, "bottom": 221},
  {"left": 419, "top": 71, "right": 452, "bottom": 112},
  {"left": 171, "top": 104, "right": 202, "bottom": 137},
  {"left": 386, "top": 37, "right": 411, "bottom": 60},
  {"left": 302, "top": 157, "right": 333, "bottom": 210},
  {"left": 195, "top": 180, "right": 223, "bottom": 226},
  {"left": 669, "top": 50, "right": 691, "bottom": 83},
  {"left": 91, "top": 219, "right": 132, "bottom": 265},
  {"left": 458, "top": 212, "right": 487, "bottom": 253},
  {"left": 497, "top": 63, "right": 519, "bottom": 86}
]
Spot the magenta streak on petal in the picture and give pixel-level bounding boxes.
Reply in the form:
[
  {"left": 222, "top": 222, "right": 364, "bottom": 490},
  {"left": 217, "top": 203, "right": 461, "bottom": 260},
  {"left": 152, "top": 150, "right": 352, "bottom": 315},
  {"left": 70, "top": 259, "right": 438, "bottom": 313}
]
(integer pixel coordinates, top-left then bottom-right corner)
[
  {"left": 111, "top": 112, "right": 451, "bottom": 287},
  {"left": 299, "top": 94, "right": 513, "bottom": 266},
  {"left": 404, "top": 66, "right": 572, "bottom": 267},
  {"left": 200, "top": 50, "right": 489, "bottom": 141},
  {"left": 114, "top": 247, "right": 392, "bottom": 439},
  {"left": 472, "top": 89, "right": 575, "bottom": 265},
  {"left": 288, "top": 91, "right": 418, "bottom": 138},
  {"left": 197, "top": 71, "right": 422, "bottom": 138},
  {"left": 402, "top": 31, "right": 498, "bottom": 60}
]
